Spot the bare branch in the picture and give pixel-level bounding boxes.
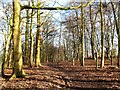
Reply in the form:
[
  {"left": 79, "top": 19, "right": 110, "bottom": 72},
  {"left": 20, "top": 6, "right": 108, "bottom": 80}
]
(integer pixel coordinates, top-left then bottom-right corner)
[{"left": 21, "top": 0, "right": 94, "bottom": 10}]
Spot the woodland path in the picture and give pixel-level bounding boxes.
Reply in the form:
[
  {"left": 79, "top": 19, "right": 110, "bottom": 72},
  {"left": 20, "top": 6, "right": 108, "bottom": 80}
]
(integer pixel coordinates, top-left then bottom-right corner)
[{"left": 1, "top": 59, "right": 120, "bottom": 89}]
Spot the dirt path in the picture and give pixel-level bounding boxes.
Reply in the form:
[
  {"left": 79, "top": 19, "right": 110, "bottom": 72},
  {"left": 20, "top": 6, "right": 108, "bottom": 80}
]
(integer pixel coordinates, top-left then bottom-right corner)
[{"left": 1, "top": 60, "right": 120, "bottom": 89}]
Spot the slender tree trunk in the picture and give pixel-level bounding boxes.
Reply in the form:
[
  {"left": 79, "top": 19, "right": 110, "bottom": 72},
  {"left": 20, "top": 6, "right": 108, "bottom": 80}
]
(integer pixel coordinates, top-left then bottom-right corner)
[
  {"left": 2, "top": 31, "right": 12, "bottom": 77},
  {"left": 29, "top": 2, "right": 34, "bottom": 68},
  {"left": 85, "top": 35, "right": 89, "bottom": 58},
  {"left": 63, "top": 41, "right": 68, "bottom": 61},
  {"left": 118, "top": 1, "right": 120, "bottom": 67},
  {"left": 111, "top": 27, "right": 114, "bottom": 65},
  {"left": 105, "top": 18, "right": 110, "bottom": 59},
  {"left": 75, "top": 10, "right": 81, "bottom": 61},
  {"left": 58, "top": 22, "right": 62, "bottom": 61},
  {"left": 2, "top": 17, "right": 13, "bottom": 78},
  {"left": 35, "top": 0, "right": 42, "bottom": 67},
  {"left": 9, "top": 44, "right": 13, "bottom": 68},
  {"left": 25, "top": 2, "right": 30, "bottom": 64},
  {"left": 29, "top": 13, "right": 34, "bottom": 67},
  {"left": 111, "top": 1, "right": 120, "bottom": 67},
  {"left": 108, "top": 15, "right": 114, "bottom": 65},
  {"left": 100, "top": 0, "right": 105, "bottom": 68},
  {"left": 11, "top": 0, "right": 25, "bottom": 78},
  {"left": 111, "top": 1, "right": 119, "bottom": 35},
  {"left": 90, "top": 5, "right": 95, "bottom": 60},
  {"left": 81, "top": 2, "right": 85, "bottom": 66},
  {"left": 72, "top": 31, "right": 76, "bottom": 66}
]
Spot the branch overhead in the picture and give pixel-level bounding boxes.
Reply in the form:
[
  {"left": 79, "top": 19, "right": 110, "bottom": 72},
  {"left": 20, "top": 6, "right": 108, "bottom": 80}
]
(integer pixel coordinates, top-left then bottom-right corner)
[{"left": 21, "top": 0, "right": 94, "bottom": 10}]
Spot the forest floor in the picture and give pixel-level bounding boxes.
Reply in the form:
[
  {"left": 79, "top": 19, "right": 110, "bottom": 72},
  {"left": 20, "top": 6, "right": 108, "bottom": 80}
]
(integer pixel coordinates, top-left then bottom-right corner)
[{"left": 1, "top": 58, "right": 120, "bottom": 90}]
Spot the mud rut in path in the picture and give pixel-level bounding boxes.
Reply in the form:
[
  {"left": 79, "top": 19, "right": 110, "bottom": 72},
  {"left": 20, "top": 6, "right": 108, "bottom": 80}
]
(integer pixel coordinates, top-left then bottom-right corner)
[{"left": 1, "top": 59, "right": 120, "bottom": 89}]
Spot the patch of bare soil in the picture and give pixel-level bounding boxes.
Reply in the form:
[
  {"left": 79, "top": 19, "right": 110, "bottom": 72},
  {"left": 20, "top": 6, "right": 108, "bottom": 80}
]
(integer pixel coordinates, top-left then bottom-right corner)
[{"left": 1, "top": 59, "right": 120, "bottom": 89}]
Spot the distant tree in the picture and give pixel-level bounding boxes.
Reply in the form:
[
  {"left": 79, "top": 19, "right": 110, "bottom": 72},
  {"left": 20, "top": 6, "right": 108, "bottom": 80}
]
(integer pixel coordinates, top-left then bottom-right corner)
[
  {"left": 24, "top": 1, "right": 30, "bottom": 65},
  {"left": 104, "top": 16, "right": 110, "bottom": 59},
  {"left": 109, "top": 16, "right": 115, "bottom": 65},
  {"left": 89, "top": 5, "right": 95, "bottom": 60},
  {"left": 81, "top": 2, "right": 85, "bottom": 66},
  {"left": 29, "top": 0, "right": 34, "bottom": 68}
]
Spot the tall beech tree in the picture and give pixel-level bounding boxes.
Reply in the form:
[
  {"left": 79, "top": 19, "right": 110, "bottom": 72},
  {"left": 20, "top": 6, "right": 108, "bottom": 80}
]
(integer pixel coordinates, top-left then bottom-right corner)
[
  {"left": 35, "top": 0, "right": 42, "bottom": 67},
  {"left": 11, "top": 0, "right": 25, "bottom": 78}
]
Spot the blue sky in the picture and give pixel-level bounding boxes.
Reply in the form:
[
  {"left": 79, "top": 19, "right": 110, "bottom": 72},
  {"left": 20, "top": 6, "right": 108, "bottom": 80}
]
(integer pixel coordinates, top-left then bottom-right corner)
[
  {"left": 0, "top": 0, "right": 70, "bottom": 50},
  {"left": 0, "top": 0, "right": 119, "bottom": 51}
]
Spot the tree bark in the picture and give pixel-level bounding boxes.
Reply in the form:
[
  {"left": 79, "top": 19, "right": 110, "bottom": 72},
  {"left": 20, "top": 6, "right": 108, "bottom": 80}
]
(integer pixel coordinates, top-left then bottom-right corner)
[
  {"left": 25, "top": 2, "right": 29, "bottom": 64},
  {"left": 2, "top": 31, "right": 12, "bottom": 78},
  {"left": 81, "top": 2, "right": 85, "bottom": 66},
  {"left": 111, "top": 1, "right": 120, "bottom": 67},
  {"left": 118, "top": 1, "right": 120, "bottom": 67},
  {"left": 100, "top": 0, "right": 105, "bottom": 68},
  {"left": 29, "top": 8, "right": 34, "bottom": 68},
  {"left": 90, "top": 5, "right": 95, "bottom": 60},
  {"left": 35, "top": 0, "right": 42, "bottom": 67},
  {"left": 11, "top": 0, "right": 25, "bottom": 78}
]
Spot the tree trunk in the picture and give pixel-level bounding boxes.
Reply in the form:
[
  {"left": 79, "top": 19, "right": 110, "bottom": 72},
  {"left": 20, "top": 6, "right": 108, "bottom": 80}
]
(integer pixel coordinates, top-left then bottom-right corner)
[
  {"left": 118, "top": 1, "right": 120, "bottom": 67},
  {"left": 29, "top": 13, "right": 34, "bottom": 67},
  {"left": 100, "top": 0, "right": 105, "bottom": 68},
  {"left": 11, "top": 0, "right": 25, "bottom": 78},
  {"left": 105, "top": 17, "right": 110, "bottom": 59},
  {"left": 2, "top": 31, "right": 12, "bottom": 78},
  {"left": 35, "top": 0, "right": 42, "bottom": 67},
  {"left": 90, "top": 5, "right": 95, "bottom": 60},
  {"left": 108, "top": 15, "right": 114, "bottom": 65},
  {"left": 75, "top": 10, "right": 81, "bottom": 61},
  {"left": 25, "top": 2, "right": 29, "bottom": 65},
  {"left": 81, "top": 2, "right": 85, "bottom": 66},
  {"left": 111, "top": 1, "right": 120, "bottom": 67},
  {"left": 72, "top": 30, "right": 76, "bottom": 66},
  {"left": 58, "top": 21, "right": 62, "bottom": 61},
  {"left": 29, "top": 2, "right": 34, "bottom": 68}
]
